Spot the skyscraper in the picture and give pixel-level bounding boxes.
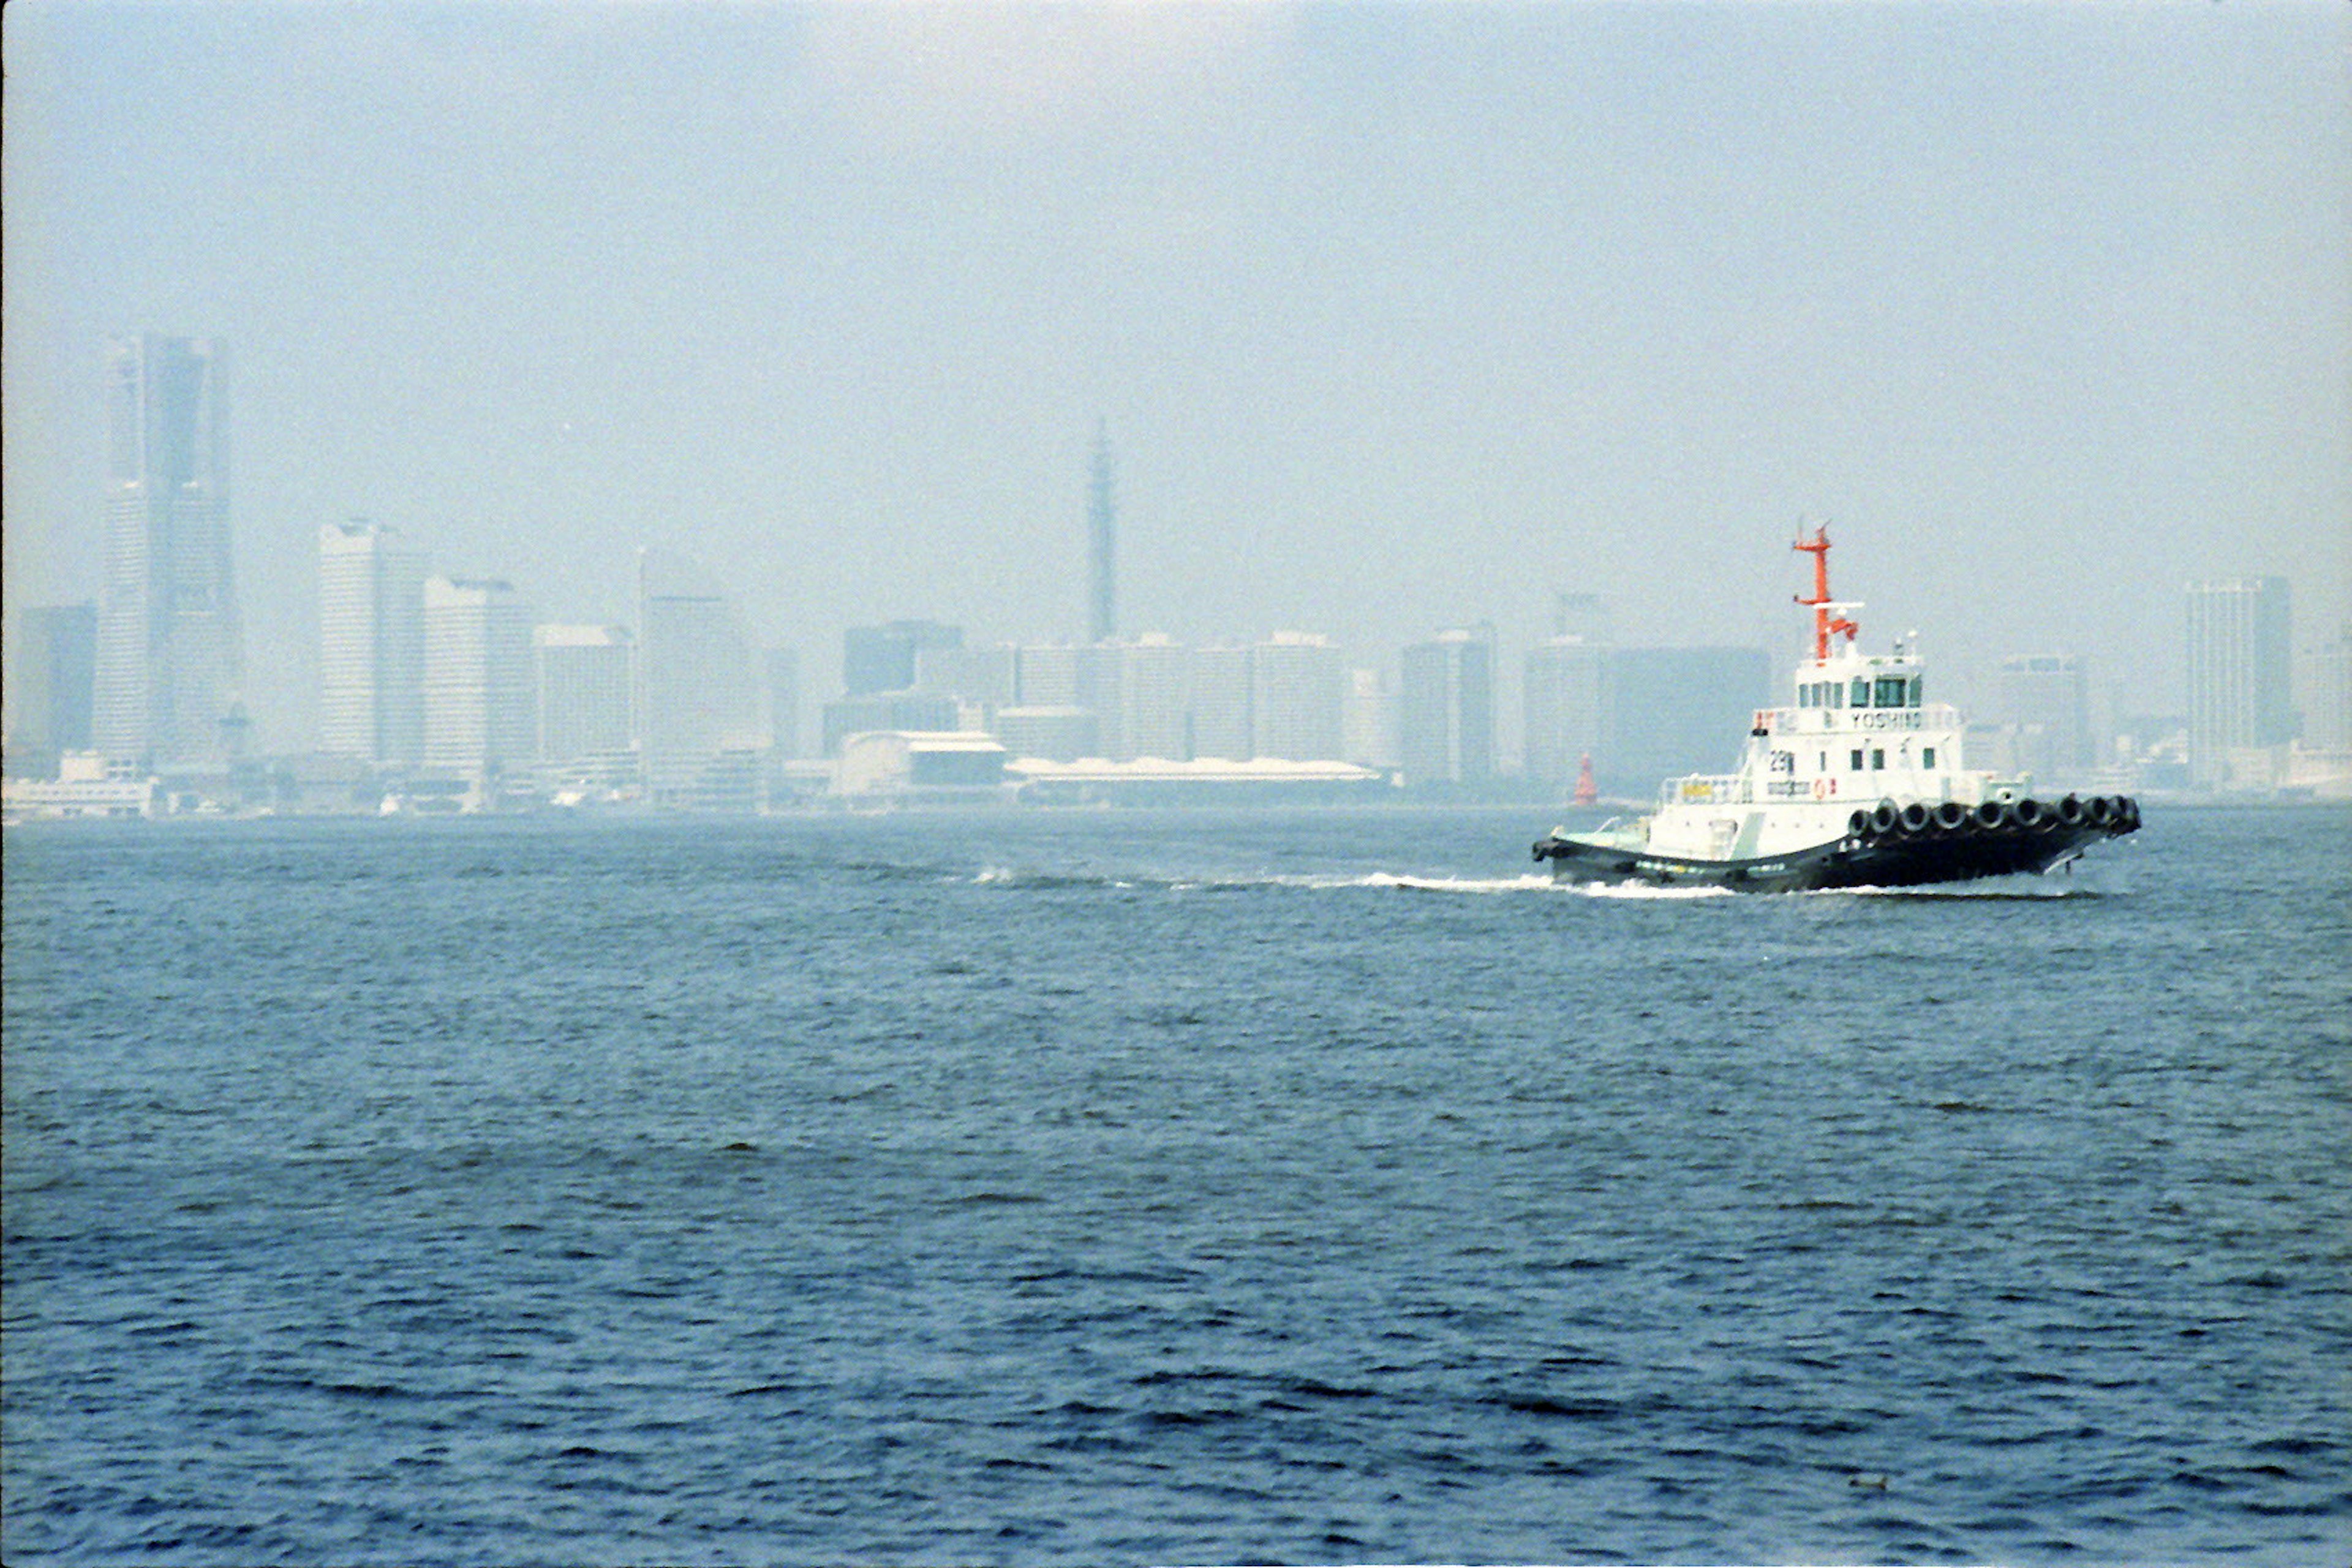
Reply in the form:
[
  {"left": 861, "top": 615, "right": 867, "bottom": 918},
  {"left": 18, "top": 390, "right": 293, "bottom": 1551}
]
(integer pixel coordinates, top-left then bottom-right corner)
[
  {"left": 1088, "top": 423, "right": 1116, "bottom": 644},
  {"left": 1399, "top": 631, "right": 1494, "bottom": 786},
  {"left": 2186, "top": 577, "right": 2293, "bottom": 789},
  {"left": 422, "top": 576, "right": 535, "bottom": 783},
  {"left": 318, "top": 520, "right": 428, "bottom": 768},
  {"left": 95, "top": 335, "right": 238, "bottom": 768}
]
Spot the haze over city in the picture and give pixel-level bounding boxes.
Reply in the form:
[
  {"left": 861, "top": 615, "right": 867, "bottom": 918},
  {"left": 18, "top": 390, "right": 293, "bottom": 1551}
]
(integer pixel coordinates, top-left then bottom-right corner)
[{"left": 6, "top": 2, "right": 2347, "bottom": 754}]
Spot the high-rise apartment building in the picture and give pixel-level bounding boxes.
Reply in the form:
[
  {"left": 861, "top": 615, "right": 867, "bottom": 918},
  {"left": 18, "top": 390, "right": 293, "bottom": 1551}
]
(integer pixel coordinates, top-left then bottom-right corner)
[
  {"left": 1188, "top": 646, "right": 1255, "bottom": 761},
  {"left": 318, "top": 521, "right": 428, "bottom": 768},
  {"left": 2185, "top": 577, "right": 2293, "bottom": 789},
  {"left": 1251, "top": 632, "right": 1343, "bottom": 761},
  {"left": 1399, "top": 631, "right": 1494, "bottom": 786},
  {"left": 95, "top": 335, "right": 238, "bottom": 768},
  {"left": 1118, "top": 636, "right": 1190, "bottom": 761},
  {"left": 423, "top": 576, "right": 535, "bottom": 782},
  {"left": 639, "top": 551, "right": 764, "bottom": 801},
  {"left": 5, "top": 605, "right": 99, "bottom": 773},
  {"left": 535, "top": 625, "right": 635, "bottom": 774}
]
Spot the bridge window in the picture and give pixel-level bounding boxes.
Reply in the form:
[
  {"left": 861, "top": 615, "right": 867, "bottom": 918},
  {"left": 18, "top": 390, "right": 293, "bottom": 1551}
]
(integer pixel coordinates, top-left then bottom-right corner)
[
  {"left": 1873, "top": 676, "right": 1907, "bottom": 708},
  {"left": 1909, "top": 676, "right": 1924, "bottom": 707},
  {"left": 1850, "top": 677, "right": 1869, "bottom": 707}
]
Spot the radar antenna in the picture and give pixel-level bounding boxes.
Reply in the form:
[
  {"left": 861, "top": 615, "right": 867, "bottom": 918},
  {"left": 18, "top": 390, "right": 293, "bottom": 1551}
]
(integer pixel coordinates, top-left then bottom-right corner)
[{"left": 1793, "top": 522, "right": 1862, "bottom": 665}]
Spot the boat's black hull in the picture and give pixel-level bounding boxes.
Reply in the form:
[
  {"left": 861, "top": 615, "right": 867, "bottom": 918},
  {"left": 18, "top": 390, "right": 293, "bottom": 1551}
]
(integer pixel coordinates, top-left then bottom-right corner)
[{"left": 1534, "top": 796, "right": 2140, "bottom": 892}]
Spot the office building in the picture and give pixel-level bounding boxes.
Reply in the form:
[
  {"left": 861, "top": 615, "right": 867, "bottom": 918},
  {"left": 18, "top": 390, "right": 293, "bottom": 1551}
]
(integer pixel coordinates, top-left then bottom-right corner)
[
  {"left": 1399, "top": 631, "right": 1494, "bottom": 786},
  {"left": 2185, "top": 578, "right": 2293, "bottom": 789},
  {"left": 94, "top": 335, "right": 239, "bottom": 768},
  {"left": 5, "top": 604, "right": 98, "bottom": 774},
  {"left": 1525, "top": 636, "right": 1610, "bottom": 791},
  {"left": 639, "top": 551, "right": 765, "bottom": 802},
  {"left": 535, "top": 625, "right": 635, "bottom": 780},
  {"left": 1251, "top": 632, "right": 1343, "bottom": 761},
  {"left": 318, "top": 521, "right": 428, "bottom": 768},
  {"left": 423, "top": 576, "right": 535, "bottom": 783}
]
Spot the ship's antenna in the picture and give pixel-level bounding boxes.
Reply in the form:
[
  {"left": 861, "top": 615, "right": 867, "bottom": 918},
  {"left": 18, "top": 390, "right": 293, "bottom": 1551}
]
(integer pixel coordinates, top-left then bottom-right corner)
[{"left": 1792, "top": 522, "right": 1861, "bottom": 664}]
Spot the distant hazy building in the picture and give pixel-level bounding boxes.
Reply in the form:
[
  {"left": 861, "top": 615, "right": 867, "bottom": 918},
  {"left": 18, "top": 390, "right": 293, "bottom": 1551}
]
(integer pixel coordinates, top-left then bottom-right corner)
[
  {"left": 822, "top": 692, "right": 960, "bottom": 754},
  {"left": 1088, "top": 424, "right": 1117, "bottom": 644},
  {"left": 1118, "top": 636, "right": 1191, "bottom": 761},
  {"left": 836, "top": 730, "right": 1008, "bottom": 798},
  {"left": 422, "top": 576, "right": 535, "bottom": 783},
  {"left": 1599, "top": 646, "right": 1770, "bottom": 794},
  {"left": 1524, "top": 636, "right": 1610, "bottom": 791},
  {"left": 318, "top": 521, "right": 428, "bottom": 769},
  {"left": 639, "top": 551, "right": 765, "bottom": 803},
  {"left": 1188, "top": 646, "right": 1255, "bottom": 762},
  {"left": 1399, "top": 631, "right": 1494, "bottom": 786},
  {"left": 1007, "top": 643, "right": 1121, "bottom": 757},
  {"left": 5, "top": 604, "right": 98, "bottom": 775},
  {"left": 535, "top": 625, "right": 635, "bottom": 781},
  {"left": 2185, "top": 578, "right": 2293, "bottom": 789},
  {"left": 95, "top": 334, "right": 239, "bottom": 768},
  {"left": 1251, "top": 632, "right": 1344, "bottom": 761},
  {"left": 995, "top": 704, "right": 1101, "bottom": 763},
  {"left": 844, "top": 620, "right": 963, "bottom": 698},
  {"left": 1341, "top": 666, "right": 1398, "bottom": 771},
  {"left": 2305, "top": 622, "right": 2351, "bottom": 752},
  {"left": 767, "top": 648, "right": 802, "bottom": 761},
  {"left": 1553, "top": 592, "right": 1612, "bottom": 643},
  {"left": 1997, "top": 653, "right": 2094, "bottom": 782}
]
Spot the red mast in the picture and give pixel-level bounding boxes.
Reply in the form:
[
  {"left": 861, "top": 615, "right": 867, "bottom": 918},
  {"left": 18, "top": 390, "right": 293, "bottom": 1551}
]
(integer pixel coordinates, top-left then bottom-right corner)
[{"left": 1793, "top": 524, "right": 1860, "bottom": 664}]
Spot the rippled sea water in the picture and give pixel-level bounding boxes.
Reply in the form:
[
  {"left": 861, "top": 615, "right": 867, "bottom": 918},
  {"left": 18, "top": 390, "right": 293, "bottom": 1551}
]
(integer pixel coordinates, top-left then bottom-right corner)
[{"left": 4, "top": 806, "right": 2348, "bottom": 1566}]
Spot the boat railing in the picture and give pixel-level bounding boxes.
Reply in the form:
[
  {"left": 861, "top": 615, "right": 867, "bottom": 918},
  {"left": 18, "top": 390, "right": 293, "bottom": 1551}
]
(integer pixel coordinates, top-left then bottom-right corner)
[{"left": 1662, "top": 774, "right": 1751, "bottom": 807}]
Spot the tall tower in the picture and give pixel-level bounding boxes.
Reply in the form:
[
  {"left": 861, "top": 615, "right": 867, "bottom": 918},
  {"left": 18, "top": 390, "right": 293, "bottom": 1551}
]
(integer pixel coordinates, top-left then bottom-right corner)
[
  {"left": 1088, "top": 422, "right": 1116, "bottom": 644},
  {"left": 95, "top": 335, "right": 238, "bottom": 768}
]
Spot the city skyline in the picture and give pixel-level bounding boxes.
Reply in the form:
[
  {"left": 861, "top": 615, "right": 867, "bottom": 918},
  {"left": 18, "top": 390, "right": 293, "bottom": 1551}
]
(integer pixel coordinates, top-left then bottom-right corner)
[
  {"left": 13, "top": 460, "right": 2350, "bottom": 793},
  {"left": 7, "top": 5, "right": 2345, "bottom": 758}
]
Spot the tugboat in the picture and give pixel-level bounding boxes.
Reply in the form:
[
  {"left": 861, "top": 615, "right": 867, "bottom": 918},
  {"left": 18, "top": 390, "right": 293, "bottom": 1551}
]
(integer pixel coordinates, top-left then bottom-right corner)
[{"left": 1532, "top": 527, "right": 2140, "bottom": 891}]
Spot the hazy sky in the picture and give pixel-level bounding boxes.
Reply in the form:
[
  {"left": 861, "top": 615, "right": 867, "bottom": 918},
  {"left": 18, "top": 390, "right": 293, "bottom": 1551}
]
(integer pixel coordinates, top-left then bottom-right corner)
[{"left": 6, "top": 1, "right": 2346, "bottom": 749}]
